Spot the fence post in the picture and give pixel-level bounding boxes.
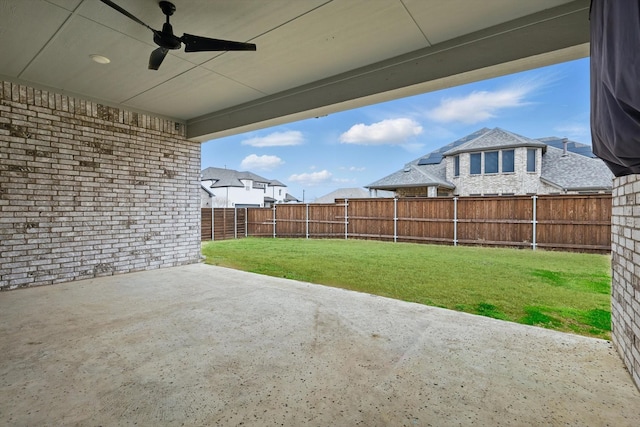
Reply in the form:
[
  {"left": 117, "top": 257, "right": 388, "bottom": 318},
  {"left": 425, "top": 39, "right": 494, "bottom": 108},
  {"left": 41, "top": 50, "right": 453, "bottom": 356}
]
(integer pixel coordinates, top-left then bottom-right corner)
[
  {"left": 273, "top": 204, "right": 277, "bottom": 238},
  {"left": 344, "top": 199, "right": 349, "bottom": 239},
  {"left": 393, "top": 198, "right": 398, "bottom": 243},
  {"left": 306, "top": 203, "right": 309, "bottom": 239},
  {"left": 453, "top": 197, "right": 458, "bottom": 246},
  {"left": 245, "top": 208, "right": 248, "bottom": 237},
  {"left": 531, "top": 195, "right": 537, "bottom": 250},
  {"left": 211, "top": 207, "right": 215, "bottom": 241},
  {"left": 234, "top": 207, "right": 238, "bottom": 239}
]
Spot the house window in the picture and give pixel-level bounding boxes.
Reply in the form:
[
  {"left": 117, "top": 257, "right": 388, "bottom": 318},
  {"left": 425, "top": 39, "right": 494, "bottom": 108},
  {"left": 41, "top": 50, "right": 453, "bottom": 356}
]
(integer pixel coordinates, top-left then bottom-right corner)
[
  {"left": 454, "top": 155, "right": 460, "bottom": 177},
  {"left": 470, "top": 153, "right": 481, "bottom": 175},
  {"left": 279, "top": 189, "right": 282, "bottom": 196},
  {"left": 484, "top": 151, "right": 498, "bottom": 174},
  {"left": 527, "top": 148, "right": 536, "bottom": 172},
  {"left": 502, "top": 150, "right": 515, "bottom": 173}
]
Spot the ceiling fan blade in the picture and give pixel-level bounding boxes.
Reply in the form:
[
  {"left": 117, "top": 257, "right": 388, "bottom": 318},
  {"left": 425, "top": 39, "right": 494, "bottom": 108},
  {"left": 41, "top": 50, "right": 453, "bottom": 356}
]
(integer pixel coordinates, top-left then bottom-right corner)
[
  {"left": 181, "top": 33, "right": 256, "bottom": 52},
  {"left": 100, "top": 0, "right": 155, "bottom": 32},
  {"left": 149, "top": 47, "right": 169, "bottom": 70}
]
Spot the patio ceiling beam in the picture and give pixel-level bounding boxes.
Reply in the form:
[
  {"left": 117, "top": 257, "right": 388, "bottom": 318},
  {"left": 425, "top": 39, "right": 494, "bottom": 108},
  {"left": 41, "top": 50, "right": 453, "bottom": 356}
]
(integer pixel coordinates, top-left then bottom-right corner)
[{"left": 187, "top": 0, "right": 590, "bottom": 142}]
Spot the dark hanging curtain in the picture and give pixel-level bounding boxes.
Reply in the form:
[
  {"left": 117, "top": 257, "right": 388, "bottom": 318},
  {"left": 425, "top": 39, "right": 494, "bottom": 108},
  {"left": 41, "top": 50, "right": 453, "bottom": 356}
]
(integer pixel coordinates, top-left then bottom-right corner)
[{"left": 590, "top": 0, "right": 640, "bottom": 176}]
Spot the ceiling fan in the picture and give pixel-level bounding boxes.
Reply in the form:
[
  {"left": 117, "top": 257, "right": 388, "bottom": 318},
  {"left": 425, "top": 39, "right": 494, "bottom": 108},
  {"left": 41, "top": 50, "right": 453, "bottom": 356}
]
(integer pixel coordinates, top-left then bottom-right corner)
[{"left": 99, "top": 0, "right": 256, "bottom": 70}]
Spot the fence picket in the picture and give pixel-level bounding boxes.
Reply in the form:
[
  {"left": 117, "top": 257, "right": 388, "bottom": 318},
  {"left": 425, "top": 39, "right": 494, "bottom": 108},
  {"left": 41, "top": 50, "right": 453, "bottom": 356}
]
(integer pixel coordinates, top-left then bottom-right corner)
[{"left": 201, "top": 194, "right": 611, "bottom": 253}]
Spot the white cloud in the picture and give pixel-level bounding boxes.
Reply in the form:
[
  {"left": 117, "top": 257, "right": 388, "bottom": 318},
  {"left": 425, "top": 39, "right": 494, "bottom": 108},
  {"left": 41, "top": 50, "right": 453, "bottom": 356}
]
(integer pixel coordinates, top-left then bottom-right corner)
[
  {"left": 288, "top": 170, "right": 333, "bottom": 186},
  {"left": 426, "top": 77, "right": 552, "bottom": 124},
  {"left": 340, "top": 166, "right": 366, "bottom": 172},
  {"left": 241, "top": 131, "right": 304, "bottom": 147},
  {"left": 240, "top": 154, "right": 284, "bottom": 171},
  {"left": 339, "top": 118, "right": 423, "bottom": 145}
]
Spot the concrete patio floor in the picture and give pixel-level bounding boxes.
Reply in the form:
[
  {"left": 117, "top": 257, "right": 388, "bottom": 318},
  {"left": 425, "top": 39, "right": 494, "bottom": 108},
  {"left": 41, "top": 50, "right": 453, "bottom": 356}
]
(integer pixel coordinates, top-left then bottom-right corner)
[{"left": 1, "top": 263, "right": 639, "bottom": 426}]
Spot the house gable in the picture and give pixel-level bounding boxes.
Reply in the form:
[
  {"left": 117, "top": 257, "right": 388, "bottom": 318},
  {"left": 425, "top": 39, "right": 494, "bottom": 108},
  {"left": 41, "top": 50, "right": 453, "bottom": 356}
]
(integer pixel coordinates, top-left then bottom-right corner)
[
  {"left": 201, "top": 167, "right": 294, "bottom": 207},
  {"left": 367, "top": 128, "right": 613, "bottom": 197},
  {"left": 443, "top": 128, "right": 546, "bottom": 156}
]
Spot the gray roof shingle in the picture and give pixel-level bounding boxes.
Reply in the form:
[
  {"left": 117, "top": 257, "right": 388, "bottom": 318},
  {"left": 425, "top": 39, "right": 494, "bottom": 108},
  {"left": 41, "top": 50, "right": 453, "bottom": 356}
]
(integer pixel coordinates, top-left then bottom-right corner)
[
  {"left": 443, "top": 128, "right": 545, "bottom": 156},
  {"left": 314, "top": 188, "right": 371, "bottom": 203},
  {"left": 541, "top": 146, "right": 613, "bottom": 191},
  {"left": 366, "top": 162, "right": 454, "bottom": 190},
  {"left": 366, "top": 128, "right": 613, "bottom": 192},
  {"left": 201, "top": 167, "right": 283, "bottom": 189},
  {"left": 536, "top": 137, "right": 597, "bottom": 157},
  {"left": 366, "top": 129, "right": 496, "bottom": 190},
  {"left": 284, "top": 193, "right": 300, "bottom": 202}
]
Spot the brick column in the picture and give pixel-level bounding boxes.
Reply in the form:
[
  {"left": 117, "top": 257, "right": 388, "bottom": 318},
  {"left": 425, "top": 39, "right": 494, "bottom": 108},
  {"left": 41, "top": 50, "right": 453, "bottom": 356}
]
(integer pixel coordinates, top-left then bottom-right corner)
[{"left": 611, "top": 175, "right": 640, "bottom": 388}]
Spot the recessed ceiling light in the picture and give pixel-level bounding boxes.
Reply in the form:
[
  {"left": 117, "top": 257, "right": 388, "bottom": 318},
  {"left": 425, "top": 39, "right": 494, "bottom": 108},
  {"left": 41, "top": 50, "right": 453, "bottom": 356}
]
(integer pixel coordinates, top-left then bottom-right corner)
[{"left": 90, "top": 54, "right": 111, "bottom": 64}]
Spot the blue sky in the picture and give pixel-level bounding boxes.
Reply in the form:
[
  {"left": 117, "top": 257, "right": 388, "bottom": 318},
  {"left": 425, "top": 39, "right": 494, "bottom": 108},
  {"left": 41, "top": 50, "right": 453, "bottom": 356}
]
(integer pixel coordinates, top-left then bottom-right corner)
[{"left": 201, "top": 57, "right": 590, "bottom": 202}]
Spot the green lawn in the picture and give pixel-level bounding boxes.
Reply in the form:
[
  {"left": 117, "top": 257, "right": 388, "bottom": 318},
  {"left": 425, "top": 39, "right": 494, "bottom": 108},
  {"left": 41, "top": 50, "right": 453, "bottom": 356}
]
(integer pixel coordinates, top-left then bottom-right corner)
[{"left": 201, "top": 238, "right": 612, "bottom": 339}]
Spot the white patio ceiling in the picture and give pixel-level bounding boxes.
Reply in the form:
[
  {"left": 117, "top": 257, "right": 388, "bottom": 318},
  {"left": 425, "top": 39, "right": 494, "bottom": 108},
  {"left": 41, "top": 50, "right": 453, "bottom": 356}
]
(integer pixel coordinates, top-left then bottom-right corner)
[{"left": 0, "top": 0, "right": 590, "bottom": 141}]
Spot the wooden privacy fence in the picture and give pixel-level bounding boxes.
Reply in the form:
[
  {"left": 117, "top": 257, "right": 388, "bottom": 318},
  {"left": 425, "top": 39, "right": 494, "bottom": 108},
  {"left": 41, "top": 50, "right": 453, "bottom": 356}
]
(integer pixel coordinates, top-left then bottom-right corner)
[
  {"left": 202, "top": 195, "right": 612, "bottom": 253},
  {"left": 201, "top": 208, "right": 246, "bottom": 241}
]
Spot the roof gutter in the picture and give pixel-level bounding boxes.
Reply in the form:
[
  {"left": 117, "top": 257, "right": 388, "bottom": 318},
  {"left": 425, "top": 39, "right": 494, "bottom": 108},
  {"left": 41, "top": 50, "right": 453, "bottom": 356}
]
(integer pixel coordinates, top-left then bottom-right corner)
[
  {"left": 365, "top": 183, "right": 456, "bottom": 190},
  {"left": 563, "top": 186, "right": 612, "bottom": 192},
  {"left": 540, "top": 177, "right": 611, "bottom": 192}
]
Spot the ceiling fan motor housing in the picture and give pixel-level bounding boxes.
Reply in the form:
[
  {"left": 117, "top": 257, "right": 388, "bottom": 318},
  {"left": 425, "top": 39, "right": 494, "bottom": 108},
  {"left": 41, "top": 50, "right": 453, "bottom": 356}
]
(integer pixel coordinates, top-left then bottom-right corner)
[
  {"left": 159, "top": 1, "right": 176, "bottom": 16},
  {"left": 154, "top": 22, "right": 182, "bottom": 50}
]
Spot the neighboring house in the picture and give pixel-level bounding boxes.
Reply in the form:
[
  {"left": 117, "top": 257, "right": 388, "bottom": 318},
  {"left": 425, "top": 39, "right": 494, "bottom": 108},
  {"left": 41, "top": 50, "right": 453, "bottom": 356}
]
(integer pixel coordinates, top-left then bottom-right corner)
[
  {"left": 367, "top": 128, "right": 614, "bottom": 197},
  {"left": 201, "top": 167, "right": 297, "bottom": 208},
  {"left": 314, "top": 188, "right": 370, "bottom": 203},
  {"left": 283, "top": 193, "right": 301, "bottom": 204},
  {"left": 313, "top": 187, "right": 394, "bottom": 203}
]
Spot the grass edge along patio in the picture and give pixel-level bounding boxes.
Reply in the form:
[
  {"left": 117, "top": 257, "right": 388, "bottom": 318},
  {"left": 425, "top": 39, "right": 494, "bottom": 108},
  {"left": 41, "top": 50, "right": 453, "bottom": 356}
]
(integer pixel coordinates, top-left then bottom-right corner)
[{"left": 202, "top": 238, "right": 612, "bottom": 340}]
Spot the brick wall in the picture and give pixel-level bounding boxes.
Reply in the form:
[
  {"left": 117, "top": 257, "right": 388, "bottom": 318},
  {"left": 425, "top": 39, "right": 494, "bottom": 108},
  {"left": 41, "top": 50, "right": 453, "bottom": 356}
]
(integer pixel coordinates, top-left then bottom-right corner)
[
  {"left": 447, "top": 147, "right": 544, "bottom": 196},
  {"left": 611, "top": 175, "right": 640, "bottom": 388},
  {"left": 396, "top": 187, "right": 446, "bottom": 198},
  {"left": 0, "top": 81, "right": 201, "bottom": 290}
]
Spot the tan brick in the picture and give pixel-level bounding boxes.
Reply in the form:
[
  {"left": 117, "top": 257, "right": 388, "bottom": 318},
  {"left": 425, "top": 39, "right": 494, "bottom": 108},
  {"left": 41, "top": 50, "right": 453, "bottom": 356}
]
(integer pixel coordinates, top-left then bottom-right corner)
[
  {"left": 1, "top": 80, "right": 200, "bottom": 290},
  {"left": 611, "top": 174, "right": 640, "bottom": 390}
]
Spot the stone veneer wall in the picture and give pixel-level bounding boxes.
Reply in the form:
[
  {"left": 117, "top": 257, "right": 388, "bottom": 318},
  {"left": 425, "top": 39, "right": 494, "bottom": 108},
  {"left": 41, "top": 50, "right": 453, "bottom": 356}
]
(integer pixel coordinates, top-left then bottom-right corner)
[
  {"left": 611, "top": 175, "right": 640, "bottom": 388},
  {"left": 0, "top": 82, "right": 201, "bottom": 290}
]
